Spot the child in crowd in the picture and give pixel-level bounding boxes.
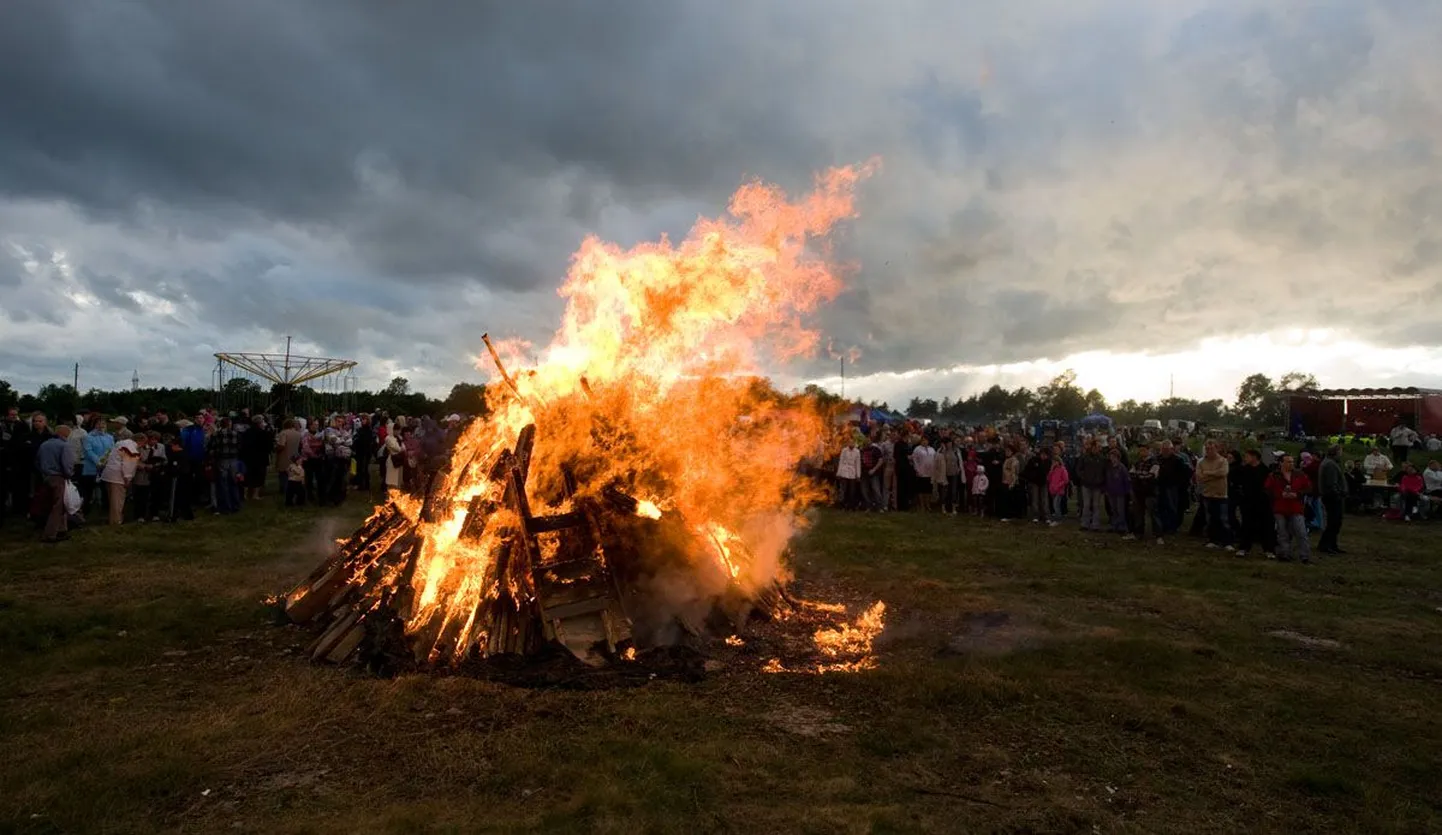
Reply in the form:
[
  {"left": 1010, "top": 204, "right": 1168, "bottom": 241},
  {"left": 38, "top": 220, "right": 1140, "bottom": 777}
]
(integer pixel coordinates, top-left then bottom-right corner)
[
  {"left": 1398, "top": 463, "right": 1425, "bottom": 521},
  {"left": 1047, "top": 456, "right": 1070, "bottom": 526},
  {"left": 970, "top": 466, "right": 989, "bottom": 517},
  {"left": 286, "top": 455, "right": 306, "bottom": 507}
]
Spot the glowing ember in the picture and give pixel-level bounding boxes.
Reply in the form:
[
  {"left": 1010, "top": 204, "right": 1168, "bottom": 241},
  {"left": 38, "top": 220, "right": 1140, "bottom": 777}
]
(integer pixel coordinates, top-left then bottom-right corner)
[
  {"left": 634, "top": 500, "right": 663, "bottom": 520},
  {"left": 813, "top": 601, "right": 886, "bottom": 663}
]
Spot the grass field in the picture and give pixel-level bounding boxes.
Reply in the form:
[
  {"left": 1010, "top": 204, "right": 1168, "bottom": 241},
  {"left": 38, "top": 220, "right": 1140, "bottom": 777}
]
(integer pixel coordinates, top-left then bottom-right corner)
[{"left": 2, "top": 501, "right": 1440, "bottom": 834}]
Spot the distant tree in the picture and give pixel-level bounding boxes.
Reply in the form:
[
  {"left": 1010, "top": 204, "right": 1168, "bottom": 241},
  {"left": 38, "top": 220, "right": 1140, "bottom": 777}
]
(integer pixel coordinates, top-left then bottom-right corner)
[
  {"left": 1113, "top": 398, "right": 1143, "bottom": 424},
  {"left": 1234, "top": 371, "right": 1318, "bottom": 427},
  {"left": 1083, "top": 388, "right": 1108, "bottom": 415},
  {"left": 442, "top": 382, "right": 488, "bottom": 416},
  {"left": 1037, "top": 370, "right": 1087, "bottom": 421},
  {"left": 0, "top": 379, "right": 16, "bottom": 412},
  {"left": 976, "top": 384, "right": 1012, "bottom": 418},
  {"left": 1011, "top": 387, "right": 1039, "bottom": 419},
  {"left": 801, "top": 383, "right": 845, "bottom": 413},
  {"left": 384, "top": 376, "right": 411, "bottom": 397},
  {"left": 905, "top": 397, "right": 939, "bottom": 419},
  {"left": 36, "top": 383, "right": 80, "bottom": 422},
  {"left": 1279, "top": 371, "right": 1318, "bottom": 393},
  {"left": 1234, "top": 373, "right": 1276, "bottom": 424}
]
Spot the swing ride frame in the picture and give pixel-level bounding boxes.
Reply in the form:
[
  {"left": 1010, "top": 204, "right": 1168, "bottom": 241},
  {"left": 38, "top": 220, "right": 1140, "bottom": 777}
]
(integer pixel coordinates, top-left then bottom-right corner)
[{"left": 214, "top": 337, "right": 357, "bottom": 417}]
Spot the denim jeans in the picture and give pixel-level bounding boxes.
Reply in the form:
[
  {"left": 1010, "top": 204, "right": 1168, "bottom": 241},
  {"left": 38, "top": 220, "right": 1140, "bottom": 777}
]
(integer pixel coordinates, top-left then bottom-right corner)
[
  {"left": 1274, "top": 513, "right": 1310, "bottom": 562},
  {"left": 1028, "top": 484, "right": 1047, "bottom": 520},
  {"left": 1157, "top": 487, "right": 1180, "bottom": 533},
  {"left": 1106, "top": 493, "right": 1129, "bottom": 532},
  {"left": 1081, "top": 487, "right": 1104, "bottom": 529},
  {"left": 1203, "top": 497, "right": 1231, "bottom": 546},
  {"left": 860, "top": 474, "right": 884, "bottom": 510},
  {"left": 215, "top": 458, "right": 241, "bottom": 514}
]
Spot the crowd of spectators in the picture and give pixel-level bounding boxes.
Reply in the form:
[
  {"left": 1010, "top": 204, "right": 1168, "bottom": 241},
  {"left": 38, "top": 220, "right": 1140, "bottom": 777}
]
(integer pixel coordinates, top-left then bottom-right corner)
[
  {"left": 822, "top": 418, "right": 1442, "bottom": 566},
  {"left": 0, "top": 405, "right": 471, "bottom": 543}
]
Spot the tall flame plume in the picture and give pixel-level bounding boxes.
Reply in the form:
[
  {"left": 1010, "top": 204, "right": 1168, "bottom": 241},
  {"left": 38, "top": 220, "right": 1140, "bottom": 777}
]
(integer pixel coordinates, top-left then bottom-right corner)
[{"left": 399, "top": 163, "right": 876, "bottom": 660}]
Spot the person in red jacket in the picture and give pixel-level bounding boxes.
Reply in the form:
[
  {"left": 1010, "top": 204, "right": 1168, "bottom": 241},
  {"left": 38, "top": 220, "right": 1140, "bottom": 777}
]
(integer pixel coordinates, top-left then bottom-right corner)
[
  {"left": 1398, "top": 463, "right": 1426, "bottom": 521},
  {"left": 1265, "top": 454, "right": 1313, "bottom": 564}
]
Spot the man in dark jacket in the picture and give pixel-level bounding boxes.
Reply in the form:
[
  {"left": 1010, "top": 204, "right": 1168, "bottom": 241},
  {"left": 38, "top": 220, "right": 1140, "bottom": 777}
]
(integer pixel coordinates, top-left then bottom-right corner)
[
  {"left": 1233, "top": 449, "right": 1274, "bottom": 557},
  {"left": 1022, "top": 447, "right": 1051, "bottom": 522},
  {"left": 1076, "top": 439, "right": 1108, "bottom": 531},
  {"left": 1318, "top": 445, "right": 1346, "bottom": 554},
  {"left": 1, "top": 407, "right": 31, "bottom": 525},
  {"left": 1155, "top": 441, "right": 1192, "bottom": 535},
  {"left": 979, "top": 439, "right": 1004, "bottom": 518},
  {"left": 351, "top": 414, "right": 376, "bottom": 493}
]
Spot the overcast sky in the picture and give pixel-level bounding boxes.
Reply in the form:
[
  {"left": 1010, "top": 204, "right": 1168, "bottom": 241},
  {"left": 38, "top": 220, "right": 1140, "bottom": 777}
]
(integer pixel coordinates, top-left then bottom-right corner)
[{"left": 3, "top": 1, "right": 1440, "bottom": 407}]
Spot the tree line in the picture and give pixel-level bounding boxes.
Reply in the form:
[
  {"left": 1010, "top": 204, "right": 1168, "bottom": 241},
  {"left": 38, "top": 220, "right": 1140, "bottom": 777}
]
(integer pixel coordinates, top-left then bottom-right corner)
[
  {"left": 0, "top": 368, "right": 1322, "bottom": 429},
  {"left": 891, "top": 370, "right": 1320, "bottom": 427},
  {"left": 0, "top": 376, "right": 489, "bottom": 422}
]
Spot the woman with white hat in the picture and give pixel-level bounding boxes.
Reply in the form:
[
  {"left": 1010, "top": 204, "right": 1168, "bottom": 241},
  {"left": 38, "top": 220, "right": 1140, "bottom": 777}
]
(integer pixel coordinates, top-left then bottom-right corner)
[{"left": 99, "top": 439, "right": 141, "bottom": 525}]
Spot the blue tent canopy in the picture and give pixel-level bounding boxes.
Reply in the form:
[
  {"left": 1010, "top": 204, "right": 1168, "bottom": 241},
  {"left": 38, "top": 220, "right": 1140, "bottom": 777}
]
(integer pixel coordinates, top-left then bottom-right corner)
[
  {"left": 1078, "top": 412, "right": 1113, "bottom": 430},
  {"left": 836, "top": 405, "right": 900, "bottom": 425}
]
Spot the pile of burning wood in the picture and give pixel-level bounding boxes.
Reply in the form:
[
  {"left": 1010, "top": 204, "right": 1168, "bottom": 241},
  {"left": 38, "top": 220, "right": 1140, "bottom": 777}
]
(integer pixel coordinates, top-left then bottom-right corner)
[
  {"left": 283, "top": 417, "right": 790, "bottom": 673},
  {"left": 280, "top": 162, "right": 883, "bottom": 677}
]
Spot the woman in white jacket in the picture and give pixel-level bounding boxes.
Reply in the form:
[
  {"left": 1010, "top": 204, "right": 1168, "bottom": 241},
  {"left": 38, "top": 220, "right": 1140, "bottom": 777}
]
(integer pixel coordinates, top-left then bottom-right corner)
[
  {"left": 836, "top": 437, "right": 862, "bottom": 509},
  {"left": 99, "top": 439, "right": 141, "bottom": 525},
  {"left": 383, "top": 430, "right": 406, "bottom": 492}
]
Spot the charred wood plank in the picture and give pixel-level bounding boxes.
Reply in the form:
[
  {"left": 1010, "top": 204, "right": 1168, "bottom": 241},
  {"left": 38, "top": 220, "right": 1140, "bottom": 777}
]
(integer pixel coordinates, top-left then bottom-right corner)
[
  {"left": 528, "top": 511, "right": 587, "bottom": 534},
  {"left": 481, "top": 333, "right": 522, "bottom": 400},
  {"left": 284, "top": 504, "right": 405, "bottom": 622}
]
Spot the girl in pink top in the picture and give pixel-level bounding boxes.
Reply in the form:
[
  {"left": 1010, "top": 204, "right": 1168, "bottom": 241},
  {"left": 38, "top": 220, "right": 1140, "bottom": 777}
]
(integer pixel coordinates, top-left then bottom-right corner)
[{"left": 1047, "top": 457, "right": 1071, "bottom": 526}]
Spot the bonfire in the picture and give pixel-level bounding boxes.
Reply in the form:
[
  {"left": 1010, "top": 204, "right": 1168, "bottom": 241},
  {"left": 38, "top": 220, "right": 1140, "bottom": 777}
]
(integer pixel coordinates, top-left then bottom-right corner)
[{"left": 281, "top": 163, "right": 885, "bottom": 678}]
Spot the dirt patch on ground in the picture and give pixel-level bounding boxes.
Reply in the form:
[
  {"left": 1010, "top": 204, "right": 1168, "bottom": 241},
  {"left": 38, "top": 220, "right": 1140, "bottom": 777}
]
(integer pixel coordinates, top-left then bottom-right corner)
[
  {"left": 763, "top": 705, "right": 853, "bottom": 737},
  {"left": 1268, "top": 630, "right": 1344, "bottom": 650}
]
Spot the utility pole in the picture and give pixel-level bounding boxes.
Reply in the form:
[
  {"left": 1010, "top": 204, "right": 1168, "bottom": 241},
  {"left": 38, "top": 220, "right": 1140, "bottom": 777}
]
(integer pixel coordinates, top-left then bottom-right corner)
[
  {"left": 131, "top": 370, "right": 139, "bottom": 392},
  {"left": 840, "top": 356, "right": 846, "bottom": 399},
  {"left": 73, "top": 362, "right": 79, "bottom": 392}
]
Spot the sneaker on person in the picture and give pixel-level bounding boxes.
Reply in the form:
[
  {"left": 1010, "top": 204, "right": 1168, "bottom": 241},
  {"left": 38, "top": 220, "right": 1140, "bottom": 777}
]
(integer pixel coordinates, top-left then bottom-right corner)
[
  {"left": 1047, "top": 520, "right": 1059, "bottom": 527},
  {"left": 1121, "top": 534, "right": 1135, "bottom": 541},
  {"left": 1224, "top": 545, "right": 1235, "bottom": 552},
  {"left": 1205, "top": 542, "right": 1217, "bottom": 549},
  {"left": 1156, "top": 537, "right": 1165, "bottom": 545}
]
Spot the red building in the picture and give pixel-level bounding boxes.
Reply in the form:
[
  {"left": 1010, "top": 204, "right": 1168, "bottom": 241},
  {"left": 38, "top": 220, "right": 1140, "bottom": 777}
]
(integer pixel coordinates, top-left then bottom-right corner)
[{"left": 1287, "top": 387, "right": 1442, "bottom": 437}]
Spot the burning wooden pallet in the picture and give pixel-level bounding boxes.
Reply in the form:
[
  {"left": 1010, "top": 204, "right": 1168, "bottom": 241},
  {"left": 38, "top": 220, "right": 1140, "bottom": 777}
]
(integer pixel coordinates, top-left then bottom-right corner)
[{"left": 282, "top": 421, "right": 791, "bottom": 673}]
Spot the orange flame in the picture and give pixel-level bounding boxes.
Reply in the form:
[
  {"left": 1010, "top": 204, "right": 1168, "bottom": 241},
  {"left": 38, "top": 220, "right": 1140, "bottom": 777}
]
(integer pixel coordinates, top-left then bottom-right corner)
[{"left": 396, "top": 163, "right": 876, "bottom": 652}]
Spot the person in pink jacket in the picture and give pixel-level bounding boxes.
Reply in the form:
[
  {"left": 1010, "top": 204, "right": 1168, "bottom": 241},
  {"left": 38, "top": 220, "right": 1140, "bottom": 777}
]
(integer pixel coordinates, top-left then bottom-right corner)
[{"left": 1047, "top": 456, "right": 1071, "bottom": 526}]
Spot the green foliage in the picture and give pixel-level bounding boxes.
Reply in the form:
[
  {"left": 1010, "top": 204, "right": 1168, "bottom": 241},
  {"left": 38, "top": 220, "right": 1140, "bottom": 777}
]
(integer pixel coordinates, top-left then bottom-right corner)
[
  {"left": 1234, "top": 371, "right": 1318, "bottom": 426},
  {"left": 905, "top": 397, "right": 940, "bottom": 419},
  {"left": 1036, "top": 370, "right": 1088, "bottom": 420},
  {"left": 441, "top": 382, "right": 488, "bottom": 416}
]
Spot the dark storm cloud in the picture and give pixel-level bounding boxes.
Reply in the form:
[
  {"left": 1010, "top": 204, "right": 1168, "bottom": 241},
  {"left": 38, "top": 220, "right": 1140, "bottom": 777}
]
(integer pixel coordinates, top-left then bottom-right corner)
[{"left": 0, "top": 0, "right": 1439, "bottom": 399}]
